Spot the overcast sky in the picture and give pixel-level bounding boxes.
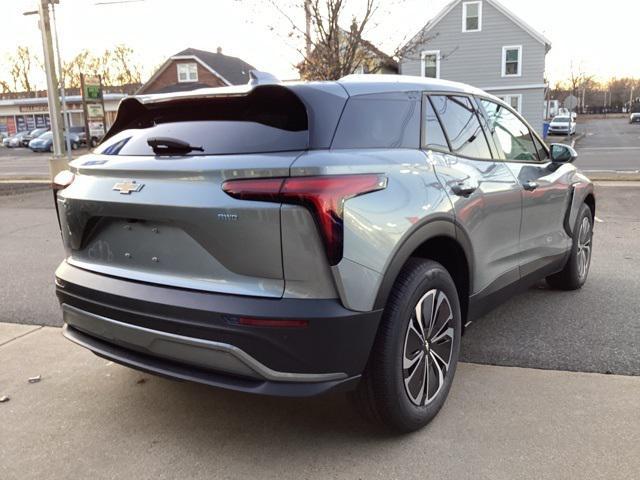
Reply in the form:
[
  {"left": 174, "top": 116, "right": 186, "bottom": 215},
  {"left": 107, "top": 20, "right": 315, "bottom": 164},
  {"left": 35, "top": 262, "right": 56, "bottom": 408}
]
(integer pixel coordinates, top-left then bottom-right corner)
[{"left": 1, "top": 0, "right": 637, "bottom": 88}]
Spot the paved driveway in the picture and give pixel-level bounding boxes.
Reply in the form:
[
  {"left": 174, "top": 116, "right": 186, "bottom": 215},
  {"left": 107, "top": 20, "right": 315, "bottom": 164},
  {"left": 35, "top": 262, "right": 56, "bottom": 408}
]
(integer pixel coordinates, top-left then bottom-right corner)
[{"left": 573, "top": 116, "right": 640, "bottom": 172}]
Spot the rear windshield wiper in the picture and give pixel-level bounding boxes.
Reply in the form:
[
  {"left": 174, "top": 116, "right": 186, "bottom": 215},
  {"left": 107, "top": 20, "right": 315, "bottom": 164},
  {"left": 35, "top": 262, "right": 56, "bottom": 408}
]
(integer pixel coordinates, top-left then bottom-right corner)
[{"left": 147, "top": 137, "right": 204, "bottom": 155}]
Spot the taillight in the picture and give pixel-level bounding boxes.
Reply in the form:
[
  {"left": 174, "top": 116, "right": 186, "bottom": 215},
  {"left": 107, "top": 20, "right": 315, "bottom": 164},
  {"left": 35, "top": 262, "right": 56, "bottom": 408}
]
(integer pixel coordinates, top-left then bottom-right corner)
[
  {"left": 52, "top": 170, "right": 75, "bottom": 192},
  {"left": 222, "top": 174, "right": 387, "bottom": 265}
]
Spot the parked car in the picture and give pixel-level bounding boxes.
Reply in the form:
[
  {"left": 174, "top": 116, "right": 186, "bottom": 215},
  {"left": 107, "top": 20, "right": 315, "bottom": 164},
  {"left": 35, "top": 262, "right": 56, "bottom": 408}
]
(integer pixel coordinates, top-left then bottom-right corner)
[
  {"left": 53, "top": 73, "right": 595, "bottom": 432},
  {"left": 29, "top": 131, "right": 80, "bottom": 152},
  {"left": 4, "top": 131, "right": 30, "bottom": 148},
  {"left": 630, "top": 112, "right": 640, "bottom": 124},
  {"left": 21, "top": 127, "right": 50, "bottom": 147},
  {"left": 548, "top": 115, "right": 576, "bottom": 135}
]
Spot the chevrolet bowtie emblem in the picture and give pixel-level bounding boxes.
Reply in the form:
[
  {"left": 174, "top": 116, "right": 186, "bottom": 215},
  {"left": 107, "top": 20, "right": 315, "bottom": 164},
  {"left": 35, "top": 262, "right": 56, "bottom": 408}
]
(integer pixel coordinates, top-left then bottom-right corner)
[{"left": 113, "top": 180, "right": 144, "bottom": 194}]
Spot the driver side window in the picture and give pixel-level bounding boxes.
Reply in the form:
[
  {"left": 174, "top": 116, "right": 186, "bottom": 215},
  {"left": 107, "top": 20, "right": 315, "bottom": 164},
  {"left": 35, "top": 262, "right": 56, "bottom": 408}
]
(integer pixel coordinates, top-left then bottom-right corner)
[{"left": 480, "top": 99, "right": 539, "bottom": 162}]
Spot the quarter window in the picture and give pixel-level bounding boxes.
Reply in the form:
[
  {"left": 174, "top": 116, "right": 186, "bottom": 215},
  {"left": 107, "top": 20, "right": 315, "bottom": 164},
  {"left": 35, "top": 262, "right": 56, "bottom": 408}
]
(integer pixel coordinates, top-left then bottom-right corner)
[
  {"left": 422, "top": 97, "right": 449, "bottom": 151},
  {"left": 502, "top": 46, "right": 522, "bottom": 77},
  {"left": 177, "top": 63, "right": 198, "bottom": 82},
  {"left": 421, "top": 51, "right": 440, "bottom": 78},
  {"left": 462, "top": 1, "right": 482, "bottom": 32},
  {"left": 429, "top": 95, "right": 493, "bottom": 160},
  {"left": 481, "top": 99, "right": 539, "bottom": 162}
]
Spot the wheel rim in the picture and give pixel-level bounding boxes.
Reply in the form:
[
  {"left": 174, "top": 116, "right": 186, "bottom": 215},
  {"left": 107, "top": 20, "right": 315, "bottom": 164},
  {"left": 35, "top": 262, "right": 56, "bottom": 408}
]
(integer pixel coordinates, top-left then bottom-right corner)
[
  {"left": 577, "top": 216, "right": 592, "bottom": 280},
  {"left": 402, "top": 289, "right": 454, "bottom": 406}
]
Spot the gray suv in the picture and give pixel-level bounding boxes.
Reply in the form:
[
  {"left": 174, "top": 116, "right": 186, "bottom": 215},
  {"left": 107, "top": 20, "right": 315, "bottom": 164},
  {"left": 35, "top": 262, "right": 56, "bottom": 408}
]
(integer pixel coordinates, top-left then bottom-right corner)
[{"left": 53, "top": 74, "right": 594, "bottom": 432}]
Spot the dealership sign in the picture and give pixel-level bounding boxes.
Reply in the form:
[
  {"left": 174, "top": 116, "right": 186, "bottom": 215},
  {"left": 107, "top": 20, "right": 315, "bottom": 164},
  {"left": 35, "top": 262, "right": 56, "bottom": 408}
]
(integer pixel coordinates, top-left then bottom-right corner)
[{"left": 81, "top": 74, "right": 107, "bottom": 140}]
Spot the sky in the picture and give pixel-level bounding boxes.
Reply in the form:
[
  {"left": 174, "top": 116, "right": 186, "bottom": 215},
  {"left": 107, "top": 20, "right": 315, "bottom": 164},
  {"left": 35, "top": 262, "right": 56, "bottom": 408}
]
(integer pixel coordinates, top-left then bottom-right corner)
[{"left": 0, "top": 0, "right": 637, "bottom": 89}]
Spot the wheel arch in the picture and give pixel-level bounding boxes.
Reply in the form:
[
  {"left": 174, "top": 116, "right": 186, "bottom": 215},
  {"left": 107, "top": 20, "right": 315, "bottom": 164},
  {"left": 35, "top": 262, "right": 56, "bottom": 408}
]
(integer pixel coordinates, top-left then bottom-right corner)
[{"left": 373, "top": 219, "right": 473, "bottom": 326}]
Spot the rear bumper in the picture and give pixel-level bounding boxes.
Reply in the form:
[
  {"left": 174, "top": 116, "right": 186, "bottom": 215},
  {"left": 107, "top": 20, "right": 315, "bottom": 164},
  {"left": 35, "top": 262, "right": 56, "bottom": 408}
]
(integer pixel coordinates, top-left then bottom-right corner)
[{"left": 55, "top": 262, "right": 382, "bottom": 396}]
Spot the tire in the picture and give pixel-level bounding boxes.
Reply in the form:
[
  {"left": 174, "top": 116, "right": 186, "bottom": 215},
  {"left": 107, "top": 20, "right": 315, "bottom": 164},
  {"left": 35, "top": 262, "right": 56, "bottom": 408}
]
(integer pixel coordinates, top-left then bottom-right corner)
[
  {"left": 90, "top": 138, "right": 98, "bottom": 148},
  {"left": 546, "top": 203, "right": 593, "bottom": 290},
  {"left": 71, "top": 142, "right": 78, "bottom": 150},
  {"left": 48, "top": 144, "right": 53, "bottom": 153},
  {"left": 351, "top": 259, "right": 462, "bottom": 432}
]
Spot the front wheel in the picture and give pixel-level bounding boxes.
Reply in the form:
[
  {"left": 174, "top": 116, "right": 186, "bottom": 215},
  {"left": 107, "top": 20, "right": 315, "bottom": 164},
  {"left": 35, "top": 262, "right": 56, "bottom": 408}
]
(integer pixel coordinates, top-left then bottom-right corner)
[
  {"left": 351, "top": 259, "right": 461, "bottom": 432},
  {"left": 547, "top": 203, "right": 593, "bottom": 290}
]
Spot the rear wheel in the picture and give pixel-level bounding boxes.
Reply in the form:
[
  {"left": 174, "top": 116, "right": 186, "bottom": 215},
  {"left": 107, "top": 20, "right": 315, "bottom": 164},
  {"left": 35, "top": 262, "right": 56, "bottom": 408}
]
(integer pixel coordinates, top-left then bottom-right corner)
[
  {"left": 352, "top": 259, "right": 461, "bottom": 432},
  {"left": 547, "top": 203, "right": 593, "bottom": 290}
]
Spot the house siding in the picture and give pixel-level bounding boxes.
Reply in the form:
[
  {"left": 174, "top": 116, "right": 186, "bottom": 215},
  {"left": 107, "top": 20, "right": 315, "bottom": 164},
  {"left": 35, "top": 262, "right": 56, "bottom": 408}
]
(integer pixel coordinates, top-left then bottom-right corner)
[
  {"left": 139, "top": 60, "right": 227, "bottom": 94},
  {"left": 400, "top": 0, "right": 547, "bottom": 133}
]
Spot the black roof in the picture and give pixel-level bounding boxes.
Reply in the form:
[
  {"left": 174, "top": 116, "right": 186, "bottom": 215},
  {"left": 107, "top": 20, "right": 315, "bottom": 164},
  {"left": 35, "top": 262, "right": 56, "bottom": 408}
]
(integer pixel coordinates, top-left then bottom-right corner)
[{"left": 175, "top": 48, "right": 255, "bottom": 85}]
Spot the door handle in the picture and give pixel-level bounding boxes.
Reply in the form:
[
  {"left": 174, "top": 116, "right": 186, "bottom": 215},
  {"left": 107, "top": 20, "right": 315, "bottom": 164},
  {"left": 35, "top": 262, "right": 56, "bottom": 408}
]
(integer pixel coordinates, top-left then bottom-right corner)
[
  {"left": 451, "top": 180, "right": 478, "bottom": 197},
  {"left": 523, "top": 181, "right": 539, "bottom": 191}
]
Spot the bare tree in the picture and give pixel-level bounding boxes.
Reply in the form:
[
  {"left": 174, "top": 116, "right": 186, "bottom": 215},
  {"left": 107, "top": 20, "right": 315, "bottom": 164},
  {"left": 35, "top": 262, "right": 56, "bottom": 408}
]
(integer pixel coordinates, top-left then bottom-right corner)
[
  {"left": 8, "top": 46, "right": 38, "bottom": 93},
  {"left": 258, "top": 0, "right": 435, "bottom": 80},
  {"left": 62, "top": 45, "right": 141, "bottom": 88}
]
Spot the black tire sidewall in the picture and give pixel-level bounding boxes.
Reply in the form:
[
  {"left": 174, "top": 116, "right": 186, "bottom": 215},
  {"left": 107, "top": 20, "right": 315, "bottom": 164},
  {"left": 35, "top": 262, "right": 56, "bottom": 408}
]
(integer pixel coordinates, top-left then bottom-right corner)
[{"left": 376, "top": 260, "right": 462, "bottom": 431}]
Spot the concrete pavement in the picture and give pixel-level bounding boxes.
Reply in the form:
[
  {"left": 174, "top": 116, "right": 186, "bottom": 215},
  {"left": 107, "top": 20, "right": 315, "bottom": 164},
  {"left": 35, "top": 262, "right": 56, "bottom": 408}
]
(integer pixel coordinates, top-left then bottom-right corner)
[{"left": 0, "top": 323, "right": 638, "bottom": 480}]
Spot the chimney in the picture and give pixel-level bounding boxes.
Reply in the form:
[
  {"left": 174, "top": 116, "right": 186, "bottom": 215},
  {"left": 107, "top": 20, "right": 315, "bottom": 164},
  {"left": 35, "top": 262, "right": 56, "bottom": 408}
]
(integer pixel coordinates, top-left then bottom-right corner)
[{"left": 216, "top": 46, "right": 222, "bottom": 54}]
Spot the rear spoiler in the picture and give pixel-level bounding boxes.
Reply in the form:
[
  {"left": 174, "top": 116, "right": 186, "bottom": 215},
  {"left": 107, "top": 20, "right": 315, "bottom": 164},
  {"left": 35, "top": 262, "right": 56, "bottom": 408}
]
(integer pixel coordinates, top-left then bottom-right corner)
[{"left": 102, "top": 82, "right": 306, "bottom": 143}]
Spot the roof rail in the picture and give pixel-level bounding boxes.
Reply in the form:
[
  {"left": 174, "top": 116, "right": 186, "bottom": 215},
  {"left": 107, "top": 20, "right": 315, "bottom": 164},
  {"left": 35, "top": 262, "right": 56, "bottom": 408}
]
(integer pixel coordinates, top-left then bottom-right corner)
[{"left": 248, "top": 70, "right": 281, "bottom": 86}]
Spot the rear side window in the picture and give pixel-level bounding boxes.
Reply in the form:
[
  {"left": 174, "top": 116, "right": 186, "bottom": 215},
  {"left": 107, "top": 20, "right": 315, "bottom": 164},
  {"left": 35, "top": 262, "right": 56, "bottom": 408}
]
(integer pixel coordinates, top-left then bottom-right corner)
[
  {"left": 332, "top": 92, "right": 420, "bottom": 149},
  {"left": 96, "top": 85, "right": 309, "bottom": 156},
  {"left": 480, "top": 99, "right": 539, "bottom": 162},
  {"left": 422, "top": 97, "right": 449, "bottom": 152},
  {"left": 429, "top": 95, "right": 493, "bottom": 159}
]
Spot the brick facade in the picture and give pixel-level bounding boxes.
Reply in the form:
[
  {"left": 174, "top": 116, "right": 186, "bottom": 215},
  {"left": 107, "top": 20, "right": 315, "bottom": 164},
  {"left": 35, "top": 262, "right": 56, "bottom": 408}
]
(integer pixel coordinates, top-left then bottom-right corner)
[{"left": 139, "top": 60, "right": 227, "bottom": 94}]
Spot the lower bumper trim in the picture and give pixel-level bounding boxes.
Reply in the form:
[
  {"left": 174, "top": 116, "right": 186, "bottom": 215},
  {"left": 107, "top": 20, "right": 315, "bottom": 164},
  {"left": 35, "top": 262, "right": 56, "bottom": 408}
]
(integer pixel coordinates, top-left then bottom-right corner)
[
  {"left": 62, "top": 303, "right": 347, "bottom": 383},
  {"left": 63, "top": 324, "right": 361, "bottom": 397}
]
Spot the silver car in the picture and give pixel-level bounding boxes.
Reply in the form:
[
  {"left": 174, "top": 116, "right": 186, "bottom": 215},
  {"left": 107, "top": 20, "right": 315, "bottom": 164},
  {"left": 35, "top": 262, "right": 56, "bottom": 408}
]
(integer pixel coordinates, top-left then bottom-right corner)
[{"left": 53, "top": 73, "right": 595, "bottom": 432}]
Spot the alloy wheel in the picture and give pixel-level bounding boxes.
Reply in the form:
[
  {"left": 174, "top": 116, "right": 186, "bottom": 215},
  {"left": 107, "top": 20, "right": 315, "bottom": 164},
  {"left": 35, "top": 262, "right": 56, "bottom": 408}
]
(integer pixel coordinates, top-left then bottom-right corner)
[
  {"left": 402, "top": 289, "right": 454, "bottom": 406},
  {"left": 577, "top": 216, "right": 592, "bottom": 280}
]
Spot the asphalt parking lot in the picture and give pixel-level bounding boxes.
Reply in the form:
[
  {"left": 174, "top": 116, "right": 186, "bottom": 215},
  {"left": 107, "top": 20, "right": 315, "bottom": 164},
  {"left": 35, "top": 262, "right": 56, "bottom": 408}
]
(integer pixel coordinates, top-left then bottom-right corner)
[
  {"left": 0, "top": 185, "right": 638, "bottom": 376},
  {"left": 573, "top": 116, "right": 640, "bottom": 172}
]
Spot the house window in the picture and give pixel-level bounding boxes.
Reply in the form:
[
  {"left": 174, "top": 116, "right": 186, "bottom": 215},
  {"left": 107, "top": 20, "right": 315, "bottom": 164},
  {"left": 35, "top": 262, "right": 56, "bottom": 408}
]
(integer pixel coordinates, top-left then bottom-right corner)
[
  {"left": 177, "top": 63, "right": 198, "bottom": 82},
  {"left": 497, "top": 94, "right": 522, "bottom": 112},
  {"left": 462, "top": 1, "right": 482, "bottom": 32},
  {"left": 502, "top": 46, "right": 522, "bottom": 77},
  {"left": 421, "top": 51, "right": 440, "bottom": 79}
]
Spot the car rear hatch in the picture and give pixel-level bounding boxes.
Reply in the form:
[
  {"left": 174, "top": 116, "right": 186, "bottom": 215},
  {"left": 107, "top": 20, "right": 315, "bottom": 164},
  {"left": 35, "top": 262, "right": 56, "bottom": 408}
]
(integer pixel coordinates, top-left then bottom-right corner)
[{"left": 56, "top": 85, "right": 309, "bottom": 298}]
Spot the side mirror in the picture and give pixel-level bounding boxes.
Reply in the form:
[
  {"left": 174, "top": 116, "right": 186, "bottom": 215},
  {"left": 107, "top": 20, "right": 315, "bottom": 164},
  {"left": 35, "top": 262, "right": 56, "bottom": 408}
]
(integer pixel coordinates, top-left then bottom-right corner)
[{"left": 550, "top": 143, "right": 577, "bottom": 163}]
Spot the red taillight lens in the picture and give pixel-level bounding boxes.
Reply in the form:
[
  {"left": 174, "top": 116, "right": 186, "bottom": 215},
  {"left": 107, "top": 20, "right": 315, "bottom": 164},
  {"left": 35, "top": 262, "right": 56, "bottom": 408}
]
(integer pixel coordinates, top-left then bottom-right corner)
[
  {"left": 238, "top": 317, "right": 309, "bottom": 328},
  {"left": 52, "top": 170, "right": 75, "bottom": 192},
  {"left": 222, "top": 174, "right": 387, "bottom": 265}
]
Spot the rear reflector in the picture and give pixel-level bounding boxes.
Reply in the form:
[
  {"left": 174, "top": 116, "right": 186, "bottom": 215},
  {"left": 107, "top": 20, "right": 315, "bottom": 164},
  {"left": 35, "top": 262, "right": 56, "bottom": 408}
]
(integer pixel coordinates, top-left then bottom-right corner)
[
  {"left": 222, "top": 174, "right": 387, "bottom": 265},
  {"left": 238, "top": 317, "right": 309, "bottom": 328}
]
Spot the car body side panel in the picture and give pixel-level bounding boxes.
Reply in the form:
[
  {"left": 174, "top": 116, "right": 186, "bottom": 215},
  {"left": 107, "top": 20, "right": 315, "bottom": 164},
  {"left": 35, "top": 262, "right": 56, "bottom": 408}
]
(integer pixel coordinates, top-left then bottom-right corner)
[
  {"left": 566, "top": 171, "right": 596, "bottom": 234},
  {"left": 291, "top": 149, "right": 454, "bottom": 311},
  {"left": 503, "top": 161, "right": 574, "bottom": 276},
  {"left": 428, "top": 150, "right": 523, "bottom": 296}
]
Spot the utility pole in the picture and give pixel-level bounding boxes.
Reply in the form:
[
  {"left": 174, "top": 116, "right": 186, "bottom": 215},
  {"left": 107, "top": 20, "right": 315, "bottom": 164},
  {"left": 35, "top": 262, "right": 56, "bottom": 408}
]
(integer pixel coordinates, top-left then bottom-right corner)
[
  {"left": 304, "top": 0, "right": 311, "bottom": 58},
  {"left": 37, "top": 0, "right": 65, "bottom": 177},
  {"left": 51, "top": 2, "right": 72, "bottom": 161}
]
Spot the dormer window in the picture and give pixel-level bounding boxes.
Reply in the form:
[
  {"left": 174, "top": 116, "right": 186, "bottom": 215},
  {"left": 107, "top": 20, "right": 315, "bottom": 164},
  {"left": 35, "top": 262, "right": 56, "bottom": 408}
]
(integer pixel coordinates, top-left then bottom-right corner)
[
  {"left": 177, "top": 63, "right": 198, "bottom": 82},
  {"left": 462, "top": 1, "right": 482, "bottom": 32}
]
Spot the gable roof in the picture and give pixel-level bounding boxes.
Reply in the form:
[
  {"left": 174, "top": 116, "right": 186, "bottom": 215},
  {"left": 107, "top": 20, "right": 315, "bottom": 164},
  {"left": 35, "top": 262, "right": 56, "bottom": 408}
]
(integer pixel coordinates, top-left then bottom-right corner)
[
  {"left": 139, "top": 48, "right": 256, "bottom": 94},
  {"left": 174, "top": 48, "right": 256, "bottom": 85},
  {"left": 404, "top": 0, "right": 551, "bottom": 53}
]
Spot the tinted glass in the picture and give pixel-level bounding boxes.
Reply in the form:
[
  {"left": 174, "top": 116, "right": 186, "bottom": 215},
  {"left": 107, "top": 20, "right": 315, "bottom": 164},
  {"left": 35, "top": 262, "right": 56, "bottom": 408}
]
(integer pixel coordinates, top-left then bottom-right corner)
[
  {"left": 533, "top": 135, "right": 548, "bottom": 160},
  {"left": 481, "top": 99, "right": 538, "bottom": 162},
  {"left": 332, "top": 92, "right": 420, "bottom": 149},
  {"left": 422, "top": 97, "right": 449, "bottom": 151},
  {"left": 96, "top": 121, "right": 308, "bottom": 156},
  {"left": 429, "top": 95, "right": 492, "bottom": 159}
]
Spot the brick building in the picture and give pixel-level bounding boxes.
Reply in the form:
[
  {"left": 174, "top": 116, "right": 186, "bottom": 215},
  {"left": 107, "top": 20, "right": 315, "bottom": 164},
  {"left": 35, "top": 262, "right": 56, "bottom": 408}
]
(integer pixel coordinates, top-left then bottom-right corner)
[{"left": 138, "top": 47, "right": 256, "bottom": 94}]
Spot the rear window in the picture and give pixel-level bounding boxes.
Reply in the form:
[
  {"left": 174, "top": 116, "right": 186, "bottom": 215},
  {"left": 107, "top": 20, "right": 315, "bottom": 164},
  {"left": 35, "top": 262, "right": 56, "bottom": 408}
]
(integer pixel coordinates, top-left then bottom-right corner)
[
  {"left": 97, "top": 85, "right": 309, "bottom": 156},
  {"left": 331, "top": 92, "right": 420, "bottom": 149}
]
